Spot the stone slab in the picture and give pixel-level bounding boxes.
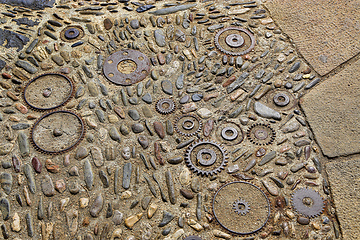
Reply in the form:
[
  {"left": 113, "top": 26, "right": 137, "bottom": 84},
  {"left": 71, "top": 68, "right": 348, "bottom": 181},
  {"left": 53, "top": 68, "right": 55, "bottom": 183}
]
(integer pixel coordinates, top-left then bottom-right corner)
[
  {"left": 300, "top": 59, "right": 360, "bottom": 158},
  {"left": 264, "top": 0, "right": 360, "bottom": 76},
  {"left": 326, "top": 159, "right": 360, "bottom": 240}
]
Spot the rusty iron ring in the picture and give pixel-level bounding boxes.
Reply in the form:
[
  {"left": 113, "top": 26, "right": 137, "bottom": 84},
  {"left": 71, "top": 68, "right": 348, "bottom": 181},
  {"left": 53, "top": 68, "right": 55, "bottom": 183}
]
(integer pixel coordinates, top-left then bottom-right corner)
[
  {"left": 103, "top": 49, "right": 151, "bottom": 86},
  {"left": 60, "top": 25, "right": 84, "bottom": 42},
  {"left": 30, "top": 110, "right": 85, "bottom": 155},
  {"left": 214, "top": 27, "right": 255, "bottom": 56},
  {"left": 23, "top": 72, "right": 74, "bottom": 111}
]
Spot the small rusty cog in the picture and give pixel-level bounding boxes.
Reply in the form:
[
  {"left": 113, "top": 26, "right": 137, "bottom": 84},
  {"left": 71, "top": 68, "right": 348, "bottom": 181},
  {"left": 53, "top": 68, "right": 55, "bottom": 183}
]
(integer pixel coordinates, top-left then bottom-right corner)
[
  {"left": 103, "top": 49, "right": 151, "bottom": 86},
  {"left": 215, "top": 121, "right": 244, "bottom": 146},
  {"left": 175, "top": 114, "right": 202, "bottom": 137},
  {"left": 213, "top": 181, "right": 270, "bottom": 235},
  {"left": 247, "top": 123, "right": 275, "bottom": 145},
  {"left": 291, "top": 188, "right": 325, "bottom": 218},
  {"left": 260, "top": 90, "right": 298, "bottom": 112},
  {"left": 156, "top": 98, "right": 175, "bottom": 114},
  {"left": 30, "top": 110, "right": 86, "bottom": 154},
  {"left": 184, "top": 139, "right": 228, "bottom": 176},
  {"left": 214, "top": 27, "right": 256, "bottom": 56},
  {"left": 23, "top": 73, "right": 74, "bottom": 111},
  {"left": 60, "top": 25, "right": 84, "bottom": 42}
]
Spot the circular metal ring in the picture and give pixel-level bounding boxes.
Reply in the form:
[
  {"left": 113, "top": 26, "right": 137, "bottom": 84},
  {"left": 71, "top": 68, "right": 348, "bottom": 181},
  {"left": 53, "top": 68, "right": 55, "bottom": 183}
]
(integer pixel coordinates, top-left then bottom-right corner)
[
  {"left": 103, "top": 49, "right": 151, "bottom": 86},
  {"left": 197, "top": 149, "right": 217, "bottom": 166},
  {"left": 225, "top": 34, "right": 244, "bottom": 48},
  {"left": 273, "top": 93, "right": 290, "bottom": 107},
  {"left": 65, "top": 28, "right": 80, "bottom": 39},
  {"left": 254, "top": 129, "right": 268, "bottom": 140},
  {"left": 182, "top": 119, "right": 195, "bottom": 130},
  {"left": 221, "top": 126, "right": 238, "bottom": 141}
]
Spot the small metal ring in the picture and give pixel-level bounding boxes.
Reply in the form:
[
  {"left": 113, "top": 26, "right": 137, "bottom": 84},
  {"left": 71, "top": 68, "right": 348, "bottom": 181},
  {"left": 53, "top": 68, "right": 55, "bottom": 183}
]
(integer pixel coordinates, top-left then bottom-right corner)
[
  {"left": 197, "top": 149, "right": 217, "bottom": 166},
  {"left": 65, "top": 28, "right": 80, "bottom": 39},
  {"left": 221, "top": 127, "right": 238, "bottom": 141},
  {"left": 254, "top": 129, "right": 268, "bottom": 140},
  {"left": 225, "top": 33, "right": 244, "bottom": 48},
  {"left": 182, "top": 119, "right": 195, "bottom": 130},
  {"left": 273, "top": 93, "right": 290, "bottom": 107}
]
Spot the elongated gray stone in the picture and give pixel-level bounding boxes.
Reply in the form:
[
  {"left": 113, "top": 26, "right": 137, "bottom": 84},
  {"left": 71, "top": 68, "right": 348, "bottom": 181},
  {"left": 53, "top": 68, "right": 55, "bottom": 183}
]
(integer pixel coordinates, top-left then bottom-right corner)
[
  {"left": 165, "top": 170, "right": 176, "bottom": 204},
  {"left": 84, "top": 160, "right": 93, "bottom": 190},
  {"left": 254, "top": 102, "right": 281, "bottom": 120},
  {"left": 259, "top": 151, "right": 276, "bottom": 166},
  {"left": 0, "top": 198, "right": 10, "bottom": 220},
  {"left": 0, "top": 172, "right": 12, "bottom": 194},
  {"left": 90, "top": 194, "right": 103, "bottom": 217},
  {"left": 154, "top": 29, "right": 166, "bottom": 47},
  {"left": 23, "top": 164, "right": 36, "bottom": 194},
  {"left": 158, "top": 211, "right": 174, "bottom": 227},
  {"left": 15, "top": 60, "right": 37, "bottom": 74},
  {"left": 41, "top": 175, "right": 55, "bottom": 197},
  {"left": 122, "top": 162, "right": 132, "bottom": 189},
  {"left": 150, "top": 3, "right": 197, "bottom": 15},
  {"left": 18, "top": 131, "right": 29, "bottom": 157}
]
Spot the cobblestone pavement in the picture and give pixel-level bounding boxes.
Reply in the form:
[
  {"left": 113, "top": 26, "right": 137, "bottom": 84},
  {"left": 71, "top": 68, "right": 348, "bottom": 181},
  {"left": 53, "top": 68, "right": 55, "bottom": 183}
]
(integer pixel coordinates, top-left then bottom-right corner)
[{"left": 0, "top": 0, "right": 357, "bottom": 239}]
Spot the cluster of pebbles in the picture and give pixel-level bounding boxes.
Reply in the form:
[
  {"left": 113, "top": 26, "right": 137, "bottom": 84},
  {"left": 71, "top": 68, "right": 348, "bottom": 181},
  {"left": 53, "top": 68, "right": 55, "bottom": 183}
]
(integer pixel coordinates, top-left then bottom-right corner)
[{"left": 0, "top": 0, "right": 339, "bottom": 239}]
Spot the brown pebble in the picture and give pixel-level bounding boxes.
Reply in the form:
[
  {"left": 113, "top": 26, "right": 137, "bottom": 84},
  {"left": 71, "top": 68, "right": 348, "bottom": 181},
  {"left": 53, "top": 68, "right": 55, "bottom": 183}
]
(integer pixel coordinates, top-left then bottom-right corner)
[
  {"left": 297, "top": 216, "right": 310, "bottom": 225},
  {"left": 302, "top": 67, "right": 311, "bottom": 74},
  {"left": 154, "top": 142, "right": 164, "bottom": 165},
  {"left": 15, "top": 102, "right": 28, "bottom": 114},
  {"left": 222, "top": 75, "right": 236, "bottom": 87},
  {"left": 7, "top": 91, "right": 19, "bottom": 101},
  {"left": 203, "top": 119, "right": 214, "bottom": 137},
  {"left": 153, "top": 121, "right": 165, "bottom": 139},
  {"left": 2, "top": 73, "right": 11, "bottom": 79},
  {"left": 114, "top": 106, "right": 125, "bottom": 119},
  {"left": 31, "top": 157, "right": 42, "bottom": 173},
  {"left": 104, "top": 18, "right": 113, "bottom": 30},
  {"left": 180, "top": 188, "right": 194, "bottom": 199},
  {"left": 203, "top": 92, "right": 219, "bottom": 101},
  {"left": 157, "top": 53, "right": 165, "bottom": 65},
  {"left": 45, "top": 159, "right": 60, "bottom": 173}
]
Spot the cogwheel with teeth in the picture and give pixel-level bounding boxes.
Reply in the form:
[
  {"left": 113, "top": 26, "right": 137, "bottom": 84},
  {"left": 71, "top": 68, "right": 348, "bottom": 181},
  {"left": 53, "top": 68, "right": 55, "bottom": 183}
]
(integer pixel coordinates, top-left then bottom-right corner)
[
  {"left": 156, "top": 98, "right": 175, "bottom": 114},
  {"left": 213, "top": 181, "right": 270, "bottom": 235},
  {"left": 291, "top": 188, "right": 325, "bottom": 218},
  {"left": 233, "top": 199, "right": 251, "bottom": 215},
  {"left": 30, "top": 110, "right": 86, "bottom": 154},
  {"left": 214, "top": 27, "right": 256, "bottom": 56},
  {"left": 184, "top": 139, "right": 228, "bottom": 176},
  {"left": 23, "top": 73, "right": 75, "bottom": 111},
  {"left": 247, "top": 123, "right": 275, "bottom": 145},
  {"left": 175, "top": 114, "right": 202, "bottom": 137}
]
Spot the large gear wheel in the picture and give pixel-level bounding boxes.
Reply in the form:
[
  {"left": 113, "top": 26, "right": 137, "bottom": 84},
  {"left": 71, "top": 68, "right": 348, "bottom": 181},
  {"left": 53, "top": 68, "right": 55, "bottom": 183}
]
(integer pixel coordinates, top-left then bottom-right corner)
[
  {"left": 175, "top": 114, "right": 202, "bottom": 137},
  {"left": 214, "top": 27, "right": 255, "bottom": 56},
  {"left": 247, "top": 123, "right": 275, "bottom": 145},
  {"left": 213, "top": 181, "right": 270, "bottom": 235},
  {"left": 30, "top": 110, "right": 85, "bottom": 154},
  {"left": 23, "top": 73, "right": 74, "bottom": 111},
  {"left": 291, "top": 188, "right": 324, "bottom": 218},
  {"left": 184, "top": 139, "right": 228, "bottom": 176}
]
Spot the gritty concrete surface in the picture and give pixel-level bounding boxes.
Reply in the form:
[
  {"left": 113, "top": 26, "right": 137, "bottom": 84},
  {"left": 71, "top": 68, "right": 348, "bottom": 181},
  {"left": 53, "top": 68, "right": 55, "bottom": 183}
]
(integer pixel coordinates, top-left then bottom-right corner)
[
  {"left": 300, "top": 58, "right": 360, "bottom": 158},
  {"left": 326, "top": 159, "right": 360, "bottom": 240},
  {"left": 264, "top": 0, "right": 360, "bottom": 76}
]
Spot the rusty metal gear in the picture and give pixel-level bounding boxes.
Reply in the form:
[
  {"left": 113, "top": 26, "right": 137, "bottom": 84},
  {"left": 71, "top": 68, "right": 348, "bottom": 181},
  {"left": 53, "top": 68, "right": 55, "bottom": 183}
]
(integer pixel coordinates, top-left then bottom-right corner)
[
  {"left": 23, "top": 73, "right": 74, "bottom": 111},
  {"left": 103, "top": 49, "right": 151, "bottom": 86},
  {"left": 232, "top": 199, "right": 251, "bottom": 215},
  {"left": 213, "top": 181, "right": 270, "bottom": 235},
  {"left": 30, "top": 110, "right": 85, "bottom": 154},
  {"left": 247, "top": 123, "right": 275, "bottom": 145},
  {"left": 175, "top": 114, "right": 202, "bottom": 137},
  {"left": 214, "top": 27, "right": 255, "bottom": 56},
  {"left": 60, "top": 25, "right": 84, "bottom": 42},
  {"left": 156, "top": 98, "right": 175, "bottom": 114},
  {"left": 291, "top": 188, "right": 324, "bottom": 218},
  {"left": 184, "top": 139, "right": 228, "bottom": 176}
]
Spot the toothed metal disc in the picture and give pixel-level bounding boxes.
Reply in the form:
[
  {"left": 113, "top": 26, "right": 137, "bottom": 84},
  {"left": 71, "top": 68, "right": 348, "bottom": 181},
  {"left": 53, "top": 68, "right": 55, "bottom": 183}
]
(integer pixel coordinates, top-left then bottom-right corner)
[
  {"left": 233, "top": 199, "right": 251, "bottom": 215},
  {"left": 214, "top": 27, "right": 255, "bottom": 56},
  {"left": 247, "top": 123, "right": 275, "bottom": 145},
  {"left": 23, "top": 73, "right": 74, "bottom": 111},
  {"left": 31, "top": 110, "right": 85, "bottom": 154},
  {"left": 291, "top": 188, "right": 324, "bottom": 218},
  {"left": 213, "top": 181, "right": 270, "bottom": 235},
  {"left": 175, "top": 114, "right": 202, "bottom": 137},
  {"left": 184, "top": 139, "right": 228, "bottom": 176},
  {"left": 156, "top": 98, "right": 175, "bottom": 114}
]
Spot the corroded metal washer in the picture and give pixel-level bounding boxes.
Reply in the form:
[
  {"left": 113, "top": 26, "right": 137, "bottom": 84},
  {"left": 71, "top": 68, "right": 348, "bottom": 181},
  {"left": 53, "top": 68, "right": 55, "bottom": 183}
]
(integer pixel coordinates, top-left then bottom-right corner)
[
  {"left": 31, "top": 110, "right": 85, "bottom": 154},
  {"left": 214, "top": 27, "right": 255, "bottom": 56},
  {"left": 23, "top": 73, "right": 74, "bottom": 111},
  {"left": 215, "top": 121, "right": 244, "bottom": 146},
  {"left": 273, "top": 92, "right": 290, "bottom": 107},
  {"left": 221, "top": 126, "right": 238, "bottom": 141},
  {"left": 103, "top": 49, "right": 151, "bottom": 86},
  {"left": 213, "top": 181, "right": 270, "bottom": 235},
  {"left": 60, "top": 25, "right": 84, "bottom": 42}
]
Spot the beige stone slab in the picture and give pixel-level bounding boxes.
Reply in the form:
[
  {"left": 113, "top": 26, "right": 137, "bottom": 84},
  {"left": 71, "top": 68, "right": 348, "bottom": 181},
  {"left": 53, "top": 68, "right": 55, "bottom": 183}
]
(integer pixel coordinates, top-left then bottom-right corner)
[
  {"left": 264, "top": 0, "right": 360, "bottom": 76},
  {"left": 326, "top": 159, "right": 360, "bottom": 240},
  {"left": 300, "top": 59, "right": 360, "bottom": 158}
]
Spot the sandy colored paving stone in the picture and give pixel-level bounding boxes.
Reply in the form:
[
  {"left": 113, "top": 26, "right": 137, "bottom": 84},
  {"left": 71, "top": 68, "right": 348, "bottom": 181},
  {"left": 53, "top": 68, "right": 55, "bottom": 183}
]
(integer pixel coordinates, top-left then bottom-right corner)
[
  {"left": 264, "top": 0, "right": 360, "bottom": 76},
  {"left": 300, "top": 59, "right": 360, "bottom": 158},
  {"left": 326, "top": 159, "right": 360, "bottom": 240}
]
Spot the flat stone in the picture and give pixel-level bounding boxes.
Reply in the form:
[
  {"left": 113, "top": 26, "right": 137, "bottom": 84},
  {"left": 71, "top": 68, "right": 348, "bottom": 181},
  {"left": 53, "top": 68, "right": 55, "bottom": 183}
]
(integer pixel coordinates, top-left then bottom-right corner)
[
  {"left": 90, "top": 194, "right": 103, "bottom": 217},
  {"left": 300, "top": 59, "right": 360, "bottom": 157},
  {"left": 265, "top": 0, "right": 360, "bottom": 76},
  {"left": 326, "top": 159, "right": 360, "bottom": 240},
  {"left": 41, "top": 175, "right": 55, "bottom": 197},
  {"left": 158, "top": 211, "right": 174, "bottom": 227},
  {"left": 161, "top": 80, "right": 173, "bottom": 95},
  {"left": 84, "top": 160, "right": 93, "bottom": 190},
  {"left": 154, "top": 29, "right": 166, "bottom": 47},
  {"left": 254, "top": 102, "right": 281, "bottom": 120}
]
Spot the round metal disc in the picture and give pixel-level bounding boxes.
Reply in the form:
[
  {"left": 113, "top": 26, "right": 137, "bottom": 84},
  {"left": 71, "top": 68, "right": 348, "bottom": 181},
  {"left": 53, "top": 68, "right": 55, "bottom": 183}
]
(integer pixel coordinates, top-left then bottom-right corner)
[
  {"left": 225, "top": 34, "right": 244, "bottom": 48},
  {"left": 247, "top": 123, "right": 275, "bottom": 145},
  {"left": 23, "top": 73, "right": 74, "bottom": 111},
  {"left": 31, "top": 110, "right": 85, "bottom": 154},
  {"left": 197, "top": 149, "right": 217, "bottom": 166},
  {"left": 215, "top": 121, "right": 244, "bottom": 146},
  {"left": 260, "top": 90, "right": 297, "bottom": 112},
  {"left": 64, "top": 28, "right": 80, "bottom": 39},
  {"left": 215, "top": 27, "right": 255, "bottom": 56},
  {"left": 103, "top": 49, "right": 151, "bottom": 86},
  {"left": 60, "top": 25, "right": 84, "bottom": 42},
  {"left": 213, "top": 181, "right": 270, "bottom": 235},
  {"left": 175, "top": 114, "right": 202, "bottom": 137}
]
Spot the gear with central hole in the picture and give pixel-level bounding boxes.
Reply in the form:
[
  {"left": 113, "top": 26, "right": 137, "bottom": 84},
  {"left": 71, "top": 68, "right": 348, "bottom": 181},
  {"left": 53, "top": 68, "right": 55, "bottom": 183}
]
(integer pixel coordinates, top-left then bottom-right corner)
[
  {"left": 175, "top": 114, "right": 202, "bottom": 137},
  {"left": 291, "top": 188, "right": 324, "bottom": 218},
  {"left": 156, "top": 98, "right": 175, "bottom": 114},
  {"left": 247, "top": 123, "right": 275, "bottom": 145},
  {"left": 233, "top": 199, "right": 251, "bottom": 215},
  {"left": 184, "top": 139, "right": 228, "bottom": 176}
]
